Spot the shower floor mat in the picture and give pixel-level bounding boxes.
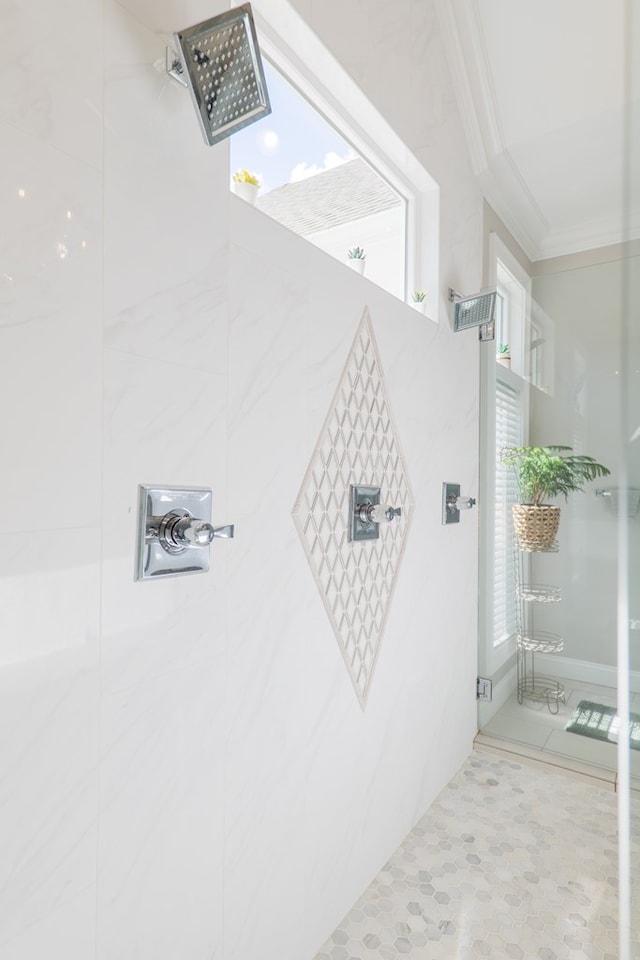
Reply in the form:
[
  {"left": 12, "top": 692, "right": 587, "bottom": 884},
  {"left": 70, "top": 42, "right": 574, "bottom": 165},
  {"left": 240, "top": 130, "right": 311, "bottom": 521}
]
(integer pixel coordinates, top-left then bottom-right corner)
[{"left": 565, "top": 699, "right": 640, "bottom": 750}]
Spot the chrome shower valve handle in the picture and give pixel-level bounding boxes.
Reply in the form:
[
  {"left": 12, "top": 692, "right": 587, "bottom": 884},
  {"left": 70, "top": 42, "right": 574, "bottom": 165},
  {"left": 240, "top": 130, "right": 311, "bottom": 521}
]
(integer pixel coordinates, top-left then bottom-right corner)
[
  {"left": 135, "top": 485, "right": 234, "bottom": 580},
  {"left": 452, "top": 496, "right": 476, "bottom": 511},
  {"left": 358, "top": 503, "right": 402, "bottom": 525},
  {"left": 349, "top": 485, "right": 402, "bottom": 541},
  {"left": 154, "top": 510, "right": 235, "bottom": 555},
  {"left": 442, "top": 483, "right": 476, "bottom": 525},
  {"left": 159, "top": 512, "right": 213, "bottom": 552}
]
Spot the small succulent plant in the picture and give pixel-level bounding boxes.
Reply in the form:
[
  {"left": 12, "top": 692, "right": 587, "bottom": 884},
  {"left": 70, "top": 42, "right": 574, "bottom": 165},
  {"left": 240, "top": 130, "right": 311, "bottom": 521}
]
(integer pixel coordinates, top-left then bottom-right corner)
[
  {"left": 411, "top": 290, "right": 428, "bottom": 303},
  {"left": 497, "top": 343, "right": 510, "bottom": 355},
  {"left": 232, "top": 168, "right": 260, "bottom": 186},
  {"left": 347, "top": 246, "right": 366, "bottom": 260}
]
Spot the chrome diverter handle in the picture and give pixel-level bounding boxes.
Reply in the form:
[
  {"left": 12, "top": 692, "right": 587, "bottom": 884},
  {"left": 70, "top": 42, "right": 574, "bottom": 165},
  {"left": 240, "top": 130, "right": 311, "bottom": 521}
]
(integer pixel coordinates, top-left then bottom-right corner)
[
  {"left": 357, "top": 502, "right": 402, "bottom": 525},
  {"left": 349, "top": 484, "right": 402, "bottom": 542},
  {"left": 152, "top": 511, "right": 235, "bottom": 555},
  {"left": 135, "top": 485, "right": 234, "bottom": 580}
]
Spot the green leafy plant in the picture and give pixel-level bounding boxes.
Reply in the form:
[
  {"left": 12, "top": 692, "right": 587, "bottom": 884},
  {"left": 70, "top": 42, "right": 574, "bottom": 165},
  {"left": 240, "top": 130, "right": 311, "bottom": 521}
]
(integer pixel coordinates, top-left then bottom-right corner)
[
  {"left": 411, "top": 290, "right": 428, "bottom": 303},
  {"left": 497, "top": 343, "right": 510, "bottom": 355},
  {"left": 347, "top": 246, "right": 366, "bottom": 260},
  {"left": 501, "top": 445, "right": 610, "bottom": 506},
  {"left": 232, "top": 168, "right": 260, "bottom": 186}
]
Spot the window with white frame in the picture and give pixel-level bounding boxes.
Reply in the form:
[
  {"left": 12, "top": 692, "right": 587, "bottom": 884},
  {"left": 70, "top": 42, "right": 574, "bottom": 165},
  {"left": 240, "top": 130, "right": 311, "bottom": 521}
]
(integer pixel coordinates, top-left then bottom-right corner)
[
  {"left": 496, "top": 260, "right": 526, "bottom": 377},
  {"left": 225, "top": 3, "right": 440, "bottom": 317},
  {"left": 230, "top": 60, "right": 407, "bottom": 299},
  {"left": 479, "top": 235, "right": 530, "bottom": 675},
  {"left": 493, "top": 376, "right": 523, "bottom": 646},
  {"left": 491, "top": 258, "right": 528, "bottom": 649}
]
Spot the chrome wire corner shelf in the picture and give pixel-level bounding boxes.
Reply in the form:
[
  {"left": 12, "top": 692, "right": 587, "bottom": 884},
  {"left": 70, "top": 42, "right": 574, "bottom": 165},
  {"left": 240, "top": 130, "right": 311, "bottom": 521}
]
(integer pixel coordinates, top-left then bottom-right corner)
[
  {"left": 519, "top": 585, "right": 561, "bottom": 604},
  {"left": 517, "top": 630, "right": 563, "bottom": 653},
  {"left": 515, "top": 539, "right": 565, "bottom": 714}
]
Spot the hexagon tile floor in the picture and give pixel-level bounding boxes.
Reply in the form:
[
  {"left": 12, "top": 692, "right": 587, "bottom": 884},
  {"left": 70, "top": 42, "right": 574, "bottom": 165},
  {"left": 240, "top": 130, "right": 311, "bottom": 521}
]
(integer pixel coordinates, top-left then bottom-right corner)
[{"left": 314, "top": 749, "right": 640, "bottom": 960}]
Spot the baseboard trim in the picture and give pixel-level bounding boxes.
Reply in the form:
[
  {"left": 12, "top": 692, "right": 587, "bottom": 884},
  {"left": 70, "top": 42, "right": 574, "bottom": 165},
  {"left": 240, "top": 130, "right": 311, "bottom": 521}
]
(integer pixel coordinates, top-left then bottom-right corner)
[{"left": 534, "top": 654, "right": 640, "bottom": 695}]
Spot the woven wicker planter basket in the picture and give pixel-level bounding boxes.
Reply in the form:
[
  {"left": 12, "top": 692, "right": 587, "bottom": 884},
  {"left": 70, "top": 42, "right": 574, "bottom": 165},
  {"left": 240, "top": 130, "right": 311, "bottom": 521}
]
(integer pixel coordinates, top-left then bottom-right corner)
[{"left": 512, "top": 504, "right": 560, "bottom": 550}]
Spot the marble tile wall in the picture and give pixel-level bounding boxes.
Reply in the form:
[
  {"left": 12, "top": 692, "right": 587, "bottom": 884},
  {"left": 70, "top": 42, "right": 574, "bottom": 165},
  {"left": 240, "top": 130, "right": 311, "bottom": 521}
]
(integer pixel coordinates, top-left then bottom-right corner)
[
  {"left": 227, "top": 196, "right": 481, "bottom": 956},
  {"left": 0, "top": 0, "right": 483, "bottom": 958},
  {"left": 99, "top": 3, "right": 230, "bottom": 958},
  {"left": 0, "top": 0, "right": 103, "bottom": 956}
]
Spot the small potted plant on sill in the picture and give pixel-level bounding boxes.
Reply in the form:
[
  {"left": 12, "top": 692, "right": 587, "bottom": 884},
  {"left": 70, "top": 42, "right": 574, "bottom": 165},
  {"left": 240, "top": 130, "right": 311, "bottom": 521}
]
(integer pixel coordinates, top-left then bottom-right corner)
[
  {"left": 497, "top": 343, "right": 511, "bottom": 368},
  {"left": 411, "top": 290, "right": 428, "bottom": 314},
  {"left": 232, "top": 168, "right": 260, "bottom": 205},
  {"left": 501, "top": 445, "right": 610, "bottom": 550},
  {"left": 347, "top": 246, "right": 366, "bottom": 276}
]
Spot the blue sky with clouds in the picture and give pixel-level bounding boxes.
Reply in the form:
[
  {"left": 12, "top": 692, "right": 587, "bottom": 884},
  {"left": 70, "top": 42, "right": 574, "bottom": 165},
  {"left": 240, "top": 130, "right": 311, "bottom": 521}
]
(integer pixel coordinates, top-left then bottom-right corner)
[{"left": 230, "top": 62, "right": 354, "bottom": 193}]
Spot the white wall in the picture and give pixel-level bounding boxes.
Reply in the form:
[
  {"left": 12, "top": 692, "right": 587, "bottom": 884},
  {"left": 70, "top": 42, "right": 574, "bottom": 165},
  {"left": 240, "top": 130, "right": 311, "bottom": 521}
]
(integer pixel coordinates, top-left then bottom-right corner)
[
  {"left": 0, "top": 1, "right": 484, "bottom": 958},
  {"left": 531, "top": 253, "right": 640, "bottom": 675},
  {"left": 306, "top": 206, "right": 406, "bottom": 301}
]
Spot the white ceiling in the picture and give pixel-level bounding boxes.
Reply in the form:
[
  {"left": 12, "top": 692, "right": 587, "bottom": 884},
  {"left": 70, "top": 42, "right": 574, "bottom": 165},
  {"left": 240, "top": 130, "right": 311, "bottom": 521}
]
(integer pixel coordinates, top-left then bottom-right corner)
[{"left": 440, "top": 0, "right": 640, "bottom": 261}]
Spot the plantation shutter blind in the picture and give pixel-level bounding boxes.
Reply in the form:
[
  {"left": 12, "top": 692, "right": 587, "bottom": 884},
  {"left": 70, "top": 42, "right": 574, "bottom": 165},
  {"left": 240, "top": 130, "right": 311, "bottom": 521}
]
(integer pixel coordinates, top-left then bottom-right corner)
[{"left": 494, "top": 379, "right": 523, "bottom": 646}]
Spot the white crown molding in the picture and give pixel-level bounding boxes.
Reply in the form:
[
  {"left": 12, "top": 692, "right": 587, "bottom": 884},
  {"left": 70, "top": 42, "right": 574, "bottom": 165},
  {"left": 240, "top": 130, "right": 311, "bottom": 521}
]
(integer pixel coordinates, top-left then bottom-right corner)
[
  {"left": 435, "top": 0, "right": 548, "bottom": 256},
  {"left": 476, "top": 150, "right": 549, "bottom": 262},
  {"left": 435, "top": 0, "right": 640, "bottom": 262},
  {"left": 434, "top": 0, "right": 508, "bottom": 174},
  {"left": 433, "top": 0, "right": 488, "bottom": 177},
  {"left": 455, "top": 0, "right": 505, "bottom": 161},
  {"left": 536, "top": 210, "right": 640, "bottom": 260}
]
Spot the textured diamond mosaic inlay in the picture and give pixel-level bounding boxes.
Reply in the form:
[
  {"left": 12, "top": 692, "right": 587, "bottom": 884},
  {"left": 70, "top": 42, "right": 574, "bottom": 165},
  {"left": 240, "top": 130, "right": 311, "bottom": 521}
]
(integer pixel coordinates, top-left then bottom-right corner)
[{"left": 292, "top": 310, "right": 414, "bottom": 707}]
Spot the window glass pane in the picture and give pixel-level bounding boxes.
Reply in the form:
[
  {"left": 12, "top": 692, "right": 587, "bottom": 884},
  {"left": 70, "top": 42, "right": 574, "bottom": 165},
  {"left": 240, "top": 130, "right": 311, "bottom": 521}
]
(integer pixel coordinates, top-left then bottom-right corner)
[
  {"left": 230, "top": 62, "right": 406, "bottom": 299},
  {"left": 494, "top": 379, "right": 523, "bottom": 646}
]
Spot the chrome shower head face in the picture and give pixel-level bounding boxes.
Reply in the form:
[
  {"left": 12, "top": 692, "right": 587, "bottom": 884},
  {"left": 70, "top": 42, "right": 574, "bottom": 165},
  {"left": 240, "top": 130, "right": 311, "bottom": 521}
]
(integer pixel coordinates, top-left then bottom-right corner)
[
  {"left": 450, "top": 288, "right": 497, "bottom": 332},
  {"left": 172, "top": 3, "right": 271, "bottom": 146}
]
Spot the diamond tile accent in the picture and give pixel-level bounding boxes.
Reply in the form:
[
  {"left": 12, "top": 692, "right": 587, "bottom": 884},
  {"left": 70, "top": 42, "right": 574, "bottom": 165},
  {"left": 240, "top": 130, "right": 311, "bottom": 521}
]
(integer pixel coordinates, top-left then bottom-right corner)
[{"left": 292, "top": 310, "right": 414, "bottom": 707}]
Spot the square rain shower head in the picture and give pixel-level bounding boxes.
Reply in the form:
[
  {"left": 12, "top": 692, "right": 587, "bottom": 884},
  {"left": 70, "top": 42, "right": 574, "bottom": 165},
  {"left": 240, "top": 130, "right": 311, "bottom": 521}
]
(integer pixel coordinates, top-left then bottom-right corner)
[
  {"left": 449, "top": 288, "right": 497, "bottom": 333},
  {"left": 172, "top": 3, "right": 271, "bottom": 147}
]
